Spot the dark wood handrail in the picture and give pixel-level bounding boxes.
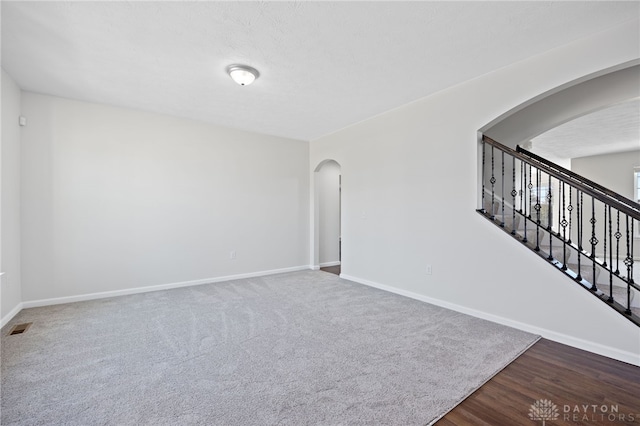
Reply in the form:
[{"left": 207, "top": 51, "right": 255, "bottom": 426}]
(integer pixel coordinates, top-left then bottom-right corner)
[
  {"left": 515, "top": 144, "right": 640, "bottom": 213},
  {"left": 482, "top": 135, "right": 640, "bottom": 220}
]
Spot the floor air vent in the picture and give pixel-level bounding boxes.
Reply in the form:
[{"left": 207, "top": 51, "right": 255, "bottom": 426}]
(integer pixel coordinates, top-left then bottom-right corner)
[{"left": 9, "top": 323, "right": 32, "bottom": 335}]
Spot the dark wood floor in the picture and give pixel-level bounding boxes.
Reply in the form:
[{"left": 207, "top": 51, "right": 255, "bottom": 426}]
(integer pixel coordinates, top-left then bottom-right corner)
[
  {"left": 320, "top": 265, "right": 341, "bottom": 275},
  {"left": 437, "top": 338, "right": 640, "bottom": 425}
]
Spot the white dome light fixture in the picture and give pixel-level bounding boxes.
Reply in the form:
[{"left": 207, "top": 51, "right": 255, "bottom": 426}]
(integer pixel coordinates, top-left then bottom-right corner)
[{"left": 226, "top": 64, "right": 260, "bottom": 86}]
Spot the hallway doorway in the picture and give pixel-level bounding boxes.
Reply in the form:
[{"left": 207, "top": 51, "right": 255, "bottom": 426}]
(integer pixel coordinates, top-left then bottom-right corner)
[{"left": 314, "top": 160, "right": 341, "bottom": 274}]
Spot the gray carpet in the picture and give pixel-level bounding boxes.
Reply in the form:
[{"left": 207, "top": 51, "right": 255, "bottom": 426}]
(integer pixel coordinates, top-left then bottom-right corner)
[{"left": 1, "top": 271, "right": 539, "bottom": 425}]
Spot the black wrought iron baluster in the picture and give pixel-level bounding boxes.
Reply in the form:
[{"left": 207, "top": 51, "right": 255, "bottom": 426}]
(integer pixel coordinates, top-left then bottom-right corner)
[
  {"left": 624, "top": 215, "right": 632, "bottom": 315},
  {"left": 557, "top": 176, "right": 562, "bottom": 237},
  {"left": 547, "top": 174, "right": 552, "bottom": 232},
  {"left": 603, "top": 206, "right": 608, "bottom": 268},
  {"left": 500, "top": 150, "right": 505, "bottom": 227},
  {"left": 615, "top": 211, "right": 621, "bottom": 275},
  {"left": 534, "top": 167, "right": 541, "bottom": 252},
  {"left": 523, "top": 164, "right": 528, "bottom": 243},
  {"left": 576, "top": 190, "right": 582, "bottom": 282},
  {"left": 528, "top": 164, "right": 533, "bottom": 221},
  {"left": 511, "top": 157, "right": 517, "bottom": 235},
  {"left": 589, "top": 196, "right": 598, "bottom": 291},
  {"left": 481, "top": 140, "right": 486, "bottom": 214},
  {"left": 567, "top": 187, "right": 573, "bottom": 245},
  {"left": 608, "top": 205, "right": 613, "bottom": 303},
  {"left": 519, "top": 160, "right": 523, "bottom": 214},
  {"left": 632, "top": 219, "right": 635, "bottom": 286},
  {"left": 579, "top": 191, "right": 584, "bottom": 252},
  {"left": 547, "top": 174, "right": 553, "bottom": 261},
  {"left": 590, "top": 197, "right": 597, "bottom": 259},
  {"left": 490, "top": 146, "right": 496, "bottom": 220},
  {"left": 561, "top": 182, "right": 568, "bottom": 271},
  {"left": 630, "top": 219, "right": 635, "bottom": 286}
]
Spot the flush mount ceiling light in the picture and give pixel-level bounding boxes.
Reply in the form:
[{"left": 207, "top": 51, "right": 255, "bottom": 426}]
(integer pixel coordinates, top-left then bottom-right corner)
[{"left": 226, "top": 64, "right": 260, "bottom": 86}]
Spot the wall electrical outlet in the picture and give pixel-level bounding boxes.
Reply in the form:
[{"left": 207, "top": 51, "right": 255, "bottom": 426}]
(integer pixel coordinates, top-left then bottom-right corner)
[
  {"left": 426, "top": 265, "right": 432, "bottom": 275},
  {"left": 230, "top": 251, "right": 237, "bottom": 259}
]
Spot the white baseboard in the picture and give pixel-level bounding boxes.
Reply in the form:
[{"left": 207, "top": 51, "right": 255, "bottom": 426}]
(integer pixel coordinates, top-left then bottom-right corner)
[
  {"left": 319, "top": 261, "right": 341, "bottom": 267},
  {"left": 21, "top": 265, "right": 312, "bottom": 310},
  {"left": 340, "top": 274, "right": 640, "bottom": 367},
  {"left": 1, "top": 302, "right": 24, "bottom": 329},
  {"left": 311, "top": 265, "right": 321, "bottom": 271}
]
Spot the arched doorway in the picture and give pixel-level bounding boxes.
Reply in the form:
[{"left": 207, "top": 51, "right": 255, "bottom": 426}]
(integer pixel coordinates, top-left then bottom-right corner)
[{"left": 313, "top": 160, "right": 341, "bottom": 275}]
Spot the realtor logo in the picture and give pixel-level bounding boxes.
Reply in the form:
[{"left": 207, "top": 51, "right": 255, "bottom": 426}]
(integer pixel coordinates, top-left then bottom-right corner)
[{"left": 529, "top": 399, "right": 560, "bottom": 425}]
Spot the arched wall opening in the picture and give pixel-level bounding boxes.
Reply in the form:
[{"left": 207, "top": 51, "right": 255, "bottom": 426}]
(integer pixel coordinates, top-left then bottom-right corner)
[
  {"left": 477, "top": 61, "right": 640, "bottom": 211},
  {"left": 313, "top": 160, "right": 342, "bottom": 272},
  {"left": 481, "top": 61, "right": 639, "bottom": 148},
  {"left": 476, "top": 60, "right": 640, "bottom": 311}
]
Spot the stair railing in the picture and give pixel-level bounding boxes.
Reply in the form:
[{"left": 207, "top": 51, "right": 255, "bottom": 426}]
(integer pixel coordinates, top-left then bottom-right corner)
[{"left": 479, "top": 135, "right": 640, "bottom": 325}]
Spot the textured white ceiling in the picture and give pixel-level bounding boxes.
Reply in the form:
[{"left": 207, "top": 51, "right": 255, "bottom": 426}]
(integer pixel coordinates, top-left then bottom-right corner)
[
  {"left": 2, "top": 1, "right": 639, "bottom": 141},
  {"left": 531, "top": 100, "right": 640, "bottom": 159}
]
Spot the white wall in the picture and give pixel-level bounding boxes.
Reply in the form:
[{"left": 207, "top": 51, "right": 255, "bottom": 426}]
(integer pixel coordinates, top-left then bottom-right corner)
[
  {"left": 1, "top": 69, "right": 22, "bottom": 325},
  {"left": 318, "top": 161, "right": 340, "bottom": 266},
  {"left": 20, "top": 93, "right": 309, "bottom": 302},
  {"left": 572, "top": 150, "right": 640, "bottom": 201},
  {"left": 310, "top": 21, "right": 640, "bottom": 364},
  {"left": 572, "top": 149, "right": 640, "bottom": 260}
]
